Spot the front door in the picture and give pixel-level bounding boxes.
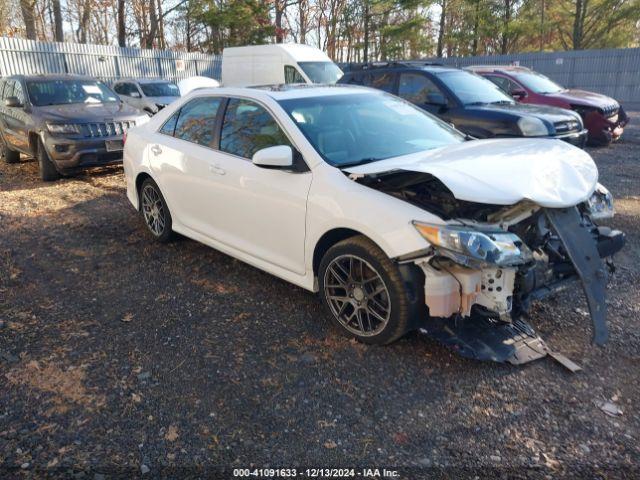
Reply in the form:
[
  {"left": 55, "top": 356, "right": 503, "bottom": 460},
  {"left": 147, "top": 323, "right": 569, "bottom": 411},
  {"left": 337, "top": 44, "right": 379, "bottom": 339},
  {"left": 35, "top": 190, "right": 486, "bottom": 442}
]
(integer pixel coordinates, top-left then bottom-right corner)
[
  {"left": 207, "top": 97, "right": 312, "bottom": 275},
  {"left": 2, "top": 81, "right": 30, "bottom": 152}
]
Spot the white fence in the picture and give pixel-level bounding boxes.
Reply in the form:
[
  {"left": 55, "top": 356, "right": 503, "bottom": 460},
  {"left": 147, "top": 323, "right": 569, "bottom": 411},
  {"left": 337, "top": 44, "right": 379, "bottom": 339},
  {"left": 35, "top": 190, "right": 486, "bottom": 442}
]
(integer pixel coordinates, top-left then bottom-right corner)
[{"left": 0, "top": 37, "right": 222, "bottom": 83}]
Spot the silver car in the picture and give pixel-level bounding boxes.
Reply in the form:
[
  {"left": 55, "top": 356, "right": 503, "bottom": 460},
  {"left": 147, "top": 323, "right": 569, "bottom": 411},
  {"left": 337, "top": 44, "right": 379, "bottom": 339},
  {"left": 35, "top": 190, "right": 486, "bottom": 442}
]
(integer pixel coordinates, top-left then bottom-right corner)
[{"left": 112, "top": 78, "right": 181, "bottom": 115}]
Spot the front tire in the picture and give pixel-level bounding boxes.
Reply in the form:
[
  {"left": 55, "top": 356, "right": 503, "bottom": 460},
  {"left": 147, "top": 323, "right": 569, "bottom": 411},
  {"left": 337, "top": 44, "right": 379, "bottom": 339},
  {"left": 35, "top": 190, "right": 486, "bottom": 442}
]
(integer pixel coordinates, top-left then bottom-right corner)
[
  {"left": 37, "top": 139, "right": 60, "bottom": 181},
  {"left": 0, "top": 134, "right": 20, "bottom": 164},
  {"left": 319, "top": 235, "right": 413, "bottom": 345},
  {"left": 139, "top": 178, "right": 174, "bottom": 242}
]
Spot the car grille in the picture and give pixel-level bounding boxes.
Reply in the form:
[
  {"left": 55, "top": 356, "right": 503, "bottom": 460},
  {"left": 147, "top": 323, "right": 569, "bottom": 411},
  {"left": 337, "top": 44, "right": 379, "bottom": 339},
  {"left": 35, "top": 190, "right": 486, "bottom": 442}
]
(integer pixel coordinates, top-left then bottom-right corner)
[
  {"left": 601, "top": 103, "right": 619, "bottom": 119},
  {"left": 554, "top": 119, "right": 581, "bottom": 134},
  {"left": 78, "top": 121, "right": 136, "bottom": 138}
]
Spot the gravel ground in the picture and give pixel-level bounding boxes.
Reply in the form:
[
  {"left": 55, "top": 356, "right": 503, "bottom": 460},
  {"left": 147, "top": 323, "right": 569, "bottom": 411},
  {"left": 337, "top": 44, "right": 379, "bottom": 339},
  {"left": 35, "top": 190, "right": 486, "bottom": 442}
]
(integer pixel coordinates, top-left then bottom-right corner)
[{"left": 1, "top": 115, "right": 639, "bottom": 479}]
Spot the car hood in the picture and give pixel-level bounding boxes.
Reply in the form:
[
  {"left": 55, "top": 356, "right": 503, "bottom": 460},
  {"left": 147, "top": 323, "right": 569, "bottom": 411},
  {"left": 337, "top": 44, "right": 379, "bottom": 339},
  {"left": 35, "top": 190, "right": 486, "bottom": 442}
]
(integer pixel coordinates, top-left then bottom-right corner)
[
  {"left": 543, "top": 89, "right": 619, "bottom": 108},
  {"left": 344, "top": 138, "right": 598, "bottom": 208},
  {"left": 468, "top": 102, "right": 579, "bottom": 122},
  {"left": 35, "top": 102, "right": 142, "bottom": 122},
  {"left": 146, "top": 96, "right": 180, "bottom": 105}
]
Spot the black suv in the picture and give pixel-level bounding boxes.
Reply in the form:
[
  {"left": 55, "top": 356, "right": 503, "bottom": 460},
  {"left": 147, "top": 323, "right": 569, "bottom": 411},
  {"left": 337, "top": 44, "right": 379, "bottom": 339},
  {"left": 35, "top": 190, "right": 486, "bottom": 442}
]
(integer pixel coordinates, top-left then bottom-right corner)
[
  {"left": 339, "top": 62, "right": 587, "bottom": 147},
  {"left": 0, "top": 74, "right": 145, "bottom": 181}
]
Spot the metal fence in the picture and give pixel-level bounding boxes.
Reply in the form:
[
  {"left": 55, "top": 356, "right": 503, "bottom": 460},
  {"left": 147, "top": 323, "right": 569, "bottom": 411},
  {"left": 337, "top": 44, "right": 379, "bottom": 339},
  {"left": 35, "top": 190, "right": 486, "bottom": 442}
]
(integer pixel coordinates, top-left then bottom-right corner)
[
  {"left": 345, "top": 48, "right": 640, "bottom": 107},
  {"left": 0, "top": 37, "right": 222, "bottom": 83},
  {"left": 3, "top": 38, "right": 640, "bottom": 106}
]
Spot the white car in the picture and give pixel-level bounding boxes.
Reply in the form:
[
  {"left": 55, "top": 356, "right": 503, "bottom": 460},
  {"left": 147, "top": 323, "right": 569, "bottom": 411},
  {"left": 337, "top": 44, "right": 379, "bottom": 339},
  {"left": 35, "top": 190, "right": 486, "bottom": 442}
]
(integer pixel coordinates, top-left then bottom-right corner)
[
  {"left": 123, "top": 85, "right": 624, "bottom": 359},
  {"left": 113, "top": 78, "right": 181, "bottom": 115}
]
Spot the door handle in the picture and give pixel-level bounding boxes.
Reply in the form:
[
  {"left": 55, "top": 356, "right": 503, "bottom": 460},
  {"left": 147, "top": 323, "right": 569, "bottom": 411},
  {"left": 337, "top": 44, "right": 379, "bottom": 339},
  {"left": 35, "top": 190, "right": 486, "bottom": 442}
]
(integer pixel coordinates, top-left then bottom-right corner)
[
  {"left": 209, "top": 163, "right": 226, "bottom": 175},
  {"left": 151, "top": 145, "right": 162, "bottom": 155}
]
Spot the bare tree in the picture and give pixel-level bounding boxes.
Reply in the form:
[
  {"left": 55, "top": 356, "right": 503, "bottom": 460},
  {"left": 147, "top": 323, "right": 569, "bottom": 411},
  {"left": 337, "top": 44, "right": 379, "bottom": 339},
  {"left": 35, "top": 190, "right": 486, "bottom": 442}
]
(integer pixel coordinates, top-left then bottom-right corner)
[
  {"left": 117, "top": 0, "right": 126, "bottom": 46},
  {"left": 52, "top": 0, "right": 63, "bottom": 41},
  {"left": 436, "top": 0, "right": 446, "bottom": 57},
  {"left": 20, "top": 0, "right": 37, "bottom": 39}
]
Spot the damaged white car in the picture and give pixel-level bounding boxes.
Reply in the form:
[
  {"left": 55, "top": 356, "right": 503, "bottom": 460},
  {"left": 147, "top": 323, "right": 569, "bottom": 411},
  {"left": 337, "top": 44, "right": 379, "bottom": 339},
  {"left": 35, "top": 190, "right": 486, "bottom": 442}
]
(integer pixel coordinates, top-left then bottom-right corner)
[{"left": 123, "top": 85, "right": 624, "bottom": 364}]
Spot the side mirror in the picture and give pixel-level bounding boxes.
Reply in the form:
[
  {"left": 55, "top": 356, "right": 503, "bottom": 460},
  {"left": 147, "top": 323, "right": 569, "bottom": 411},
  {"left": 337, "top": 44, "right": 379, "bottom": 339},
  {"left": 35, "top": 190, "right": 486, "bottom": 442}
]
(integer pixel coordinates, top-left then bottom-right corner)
[
  {"left": 426, "top": 92, "right": 447, "bottom": 107},
  {"left": 5, "top": 96, "right": 23, "bottom": 108},
  {"left": 252, "top": 145, "right": 293, "bottom": 168},
  {"left": 511, "top": 89, "right": 527, "bottom": 100},
  {"left": 130, "top": 91, "right": 142, "bottom": 98}
]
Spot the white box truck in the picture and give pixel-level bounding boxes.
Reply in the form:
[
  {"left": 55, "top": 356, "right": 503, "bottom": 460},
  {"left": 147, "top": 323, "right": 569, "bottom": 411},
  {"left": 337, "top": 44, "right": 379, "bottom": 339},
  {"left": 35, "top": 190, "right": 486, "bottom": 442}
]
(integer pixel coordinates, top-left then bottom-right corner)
[{"left": 221, "top": 44, "right": 343, "bottom": 87}]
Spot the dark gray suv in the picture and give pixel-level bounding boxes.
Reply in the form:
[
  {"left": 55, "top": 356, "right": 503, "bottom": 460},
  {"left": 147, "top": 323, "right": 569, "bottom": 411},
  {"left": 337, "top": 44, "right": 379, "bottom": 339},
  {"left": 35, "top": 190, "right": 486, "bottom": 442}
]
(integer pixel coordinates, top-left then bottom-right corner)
[{"left": 0, "top": 74, "right": 147, "bottom": 181}]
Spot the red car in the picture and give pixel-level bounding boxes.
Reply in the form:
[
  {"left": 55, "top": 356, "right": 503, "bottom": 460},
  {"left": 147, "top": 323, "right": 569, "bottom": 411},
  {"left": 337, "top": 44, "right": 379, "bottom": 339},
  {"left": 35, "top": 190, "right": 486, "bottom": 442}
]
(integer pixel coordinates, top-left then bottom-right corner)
[{"left": 468, "top": 65, "right": 628, "bottom": 146}]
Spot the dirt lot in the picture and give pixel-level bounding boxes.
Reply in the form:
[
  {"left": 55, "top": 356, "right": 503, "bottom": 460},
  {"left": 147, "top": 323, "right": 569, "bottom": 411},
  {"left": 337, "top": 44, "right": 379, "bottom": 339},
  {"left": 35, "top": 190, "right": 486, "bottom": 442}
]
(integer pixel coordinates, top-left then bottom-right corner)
[{"left": 1, "top": 116, "right": 639, "bottom": 479}]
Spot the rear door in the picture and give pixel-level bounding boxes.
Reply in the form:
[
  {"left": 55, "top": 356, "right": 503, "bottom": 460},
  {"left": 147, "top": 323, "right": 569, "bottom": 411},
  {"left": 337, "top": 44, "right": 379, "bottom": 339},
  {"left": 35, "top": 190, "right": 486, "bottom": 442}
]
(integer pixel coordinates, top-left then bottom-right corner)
[{"left": 148, "top": 96, "right": 225, "bottom": 236}]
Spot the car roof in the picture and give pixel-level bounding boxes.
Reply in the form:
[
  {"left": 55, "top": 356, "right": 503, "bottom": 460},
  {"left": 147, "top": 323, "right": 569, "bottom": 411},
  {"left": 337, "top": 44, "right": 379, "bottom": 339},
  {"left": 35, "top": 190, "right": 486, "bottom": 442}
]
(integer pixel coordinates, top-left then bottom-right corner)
[
  {"left": 115, "top": 77, "right": 176, "bottom": 84},
  {"left": 183, "top": 84, "right": 376, "bottom": 101},
  {"left": 465, "top": 65, "right": 532, "bottom": 74},
  {"left": 344, "top": 61, "right": 460, "bottom": 74},
  {"left": 6, "top": 73, "right": 98, "bottom": 81}
]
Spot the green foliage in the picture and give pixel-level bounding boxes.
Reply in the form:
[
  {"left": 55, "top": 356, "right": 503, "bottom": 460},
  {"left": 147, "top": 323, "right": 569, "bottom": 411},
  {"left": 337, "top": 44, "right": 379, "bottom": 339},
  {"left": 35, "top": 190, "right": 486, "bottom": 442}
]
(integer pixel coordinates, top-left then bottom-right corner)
[{"left": 199, "top": 0, "right": 275, "bottom": 51}]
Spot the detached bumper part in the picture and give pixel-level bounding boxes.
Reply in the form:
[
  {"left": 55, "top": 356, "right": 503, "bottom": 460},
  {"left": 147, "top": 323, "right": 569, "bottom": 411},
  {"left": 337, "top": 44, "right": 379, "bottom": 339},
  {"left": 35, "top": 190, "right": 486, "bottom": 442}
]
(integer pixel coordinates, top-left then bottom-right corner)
[
  {"left": 545, "top": 208, "right": 612, "bottom": 345},
  {"left": 423, "top": 316, "right": 548, "bottom": 365}
]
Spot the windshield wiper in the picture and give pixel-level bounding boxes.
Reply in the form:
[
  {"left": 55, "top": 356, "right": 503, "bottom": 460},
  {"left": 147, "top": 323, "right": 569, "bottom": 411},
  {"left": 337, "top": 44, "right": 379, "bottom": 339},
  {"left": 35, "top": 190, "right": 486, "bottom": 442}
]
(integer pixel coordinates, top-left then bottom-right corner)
[
  {"left": 339, "top": 157, "right": 381, "bottom": 168},
  {"left": 489, "top": 100, "right": 514, "bottom": 105}
]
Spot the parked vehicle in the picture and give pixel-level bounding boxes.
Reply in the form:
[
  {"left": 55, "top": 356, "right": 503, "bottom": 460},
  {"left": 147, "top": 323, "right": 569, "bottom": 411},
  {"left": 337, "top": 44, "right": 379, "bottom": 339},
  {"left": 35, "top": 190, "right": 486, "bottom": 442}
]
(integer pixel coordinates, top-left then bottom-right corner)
[
  {"left": 123, "top": 84, "right": 623, "bottom": 362},
  {"left": 112, "top": 78, "right": 181, "bottom": 115},
  {"left": 177, "top": 76, "right": 221, "bottom": 96},
  {"left": 0, "top": 74, "right": 148, "bottom": 181},
  {"left": 221, "top": 44, "right": 343, "bottom": 87},
  {"left": 467, "top": 65, "right": 628, "bottom": 146},
  {"left": 339, "top": 62, "right": 587, "bottom": 147}
]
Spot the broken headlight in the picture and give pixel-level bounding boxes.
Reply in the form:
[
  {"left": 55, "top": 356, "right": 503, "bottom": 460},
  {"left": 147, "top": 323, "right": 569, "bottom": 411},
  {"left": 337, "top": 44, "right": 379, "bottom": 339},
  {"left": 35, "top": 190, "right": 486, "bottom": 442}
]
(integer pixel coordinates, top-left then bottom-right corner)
[
  {"left": 586, "top": 183, "right": 615, "bottom": 219},
  {"left": 413, "top": 222, "right": 533, "bottom": 266}
]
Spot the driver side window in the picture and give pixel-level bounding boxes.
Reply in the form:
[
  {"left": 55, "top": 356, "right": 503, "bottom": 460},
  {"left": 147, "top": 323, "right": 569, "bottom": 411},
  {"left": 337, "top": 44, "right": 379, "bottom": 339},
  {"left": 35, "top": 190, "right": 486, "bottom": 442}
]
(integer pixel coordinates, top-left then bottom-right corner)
[{"left": 398, "top": 73, "right": 443, "bottom": 105}]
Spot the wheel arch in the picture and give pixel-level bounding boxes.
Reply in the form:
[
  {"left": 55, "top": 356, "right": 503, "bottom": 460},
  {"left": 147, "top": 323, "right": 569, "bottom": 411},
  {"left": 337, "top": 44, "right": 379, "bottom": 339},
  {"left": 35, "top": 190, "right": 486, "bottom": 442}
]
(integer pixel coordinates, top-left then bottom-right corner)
[
  {"left": 312, "top": 227, "right": 378, "bottom": 277},
  {"left": 135, "top": 172, "right": 154, "bottom": 210},
  {"left": 28, "top": 131, "right": 40, "bottom": 156}
]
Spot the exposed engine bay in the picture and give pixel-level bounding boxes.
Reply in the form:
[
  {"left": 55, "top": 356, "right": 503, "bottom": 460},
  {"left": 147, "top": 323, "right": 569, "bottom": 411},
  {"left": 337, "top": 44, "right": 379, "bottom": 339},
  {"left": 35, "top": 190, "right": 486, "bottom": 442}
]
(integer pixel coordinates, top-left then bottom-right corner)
[{"left": 352, "top": 170, "right": 625, "bottom": 364}]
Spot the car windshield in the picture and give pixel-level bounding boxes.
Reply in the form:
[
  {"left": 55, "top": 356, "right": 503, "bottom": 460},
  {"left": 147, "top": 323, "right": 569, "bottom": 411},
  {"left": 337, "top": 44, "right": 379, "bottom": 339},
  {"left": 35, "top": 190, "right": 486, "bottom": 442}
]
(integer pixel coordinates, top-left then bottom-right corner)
[
  {"left": 512, "top": 71, "right": 564, "bottom": 94},
  {"left": 25, "top": 79, "right": 118, "bottom": 106},
  {"left": 298, "top": 62, "right": 344, "bottom": 84},
  {"left": 140, "top": 82, "right": 180, "bottom": 97},
  {"left": 278, "top": 92, "right": 465, "bottom": 167},
  {"left": 437, "top": 70, "right": 514, "bottom": 105}
]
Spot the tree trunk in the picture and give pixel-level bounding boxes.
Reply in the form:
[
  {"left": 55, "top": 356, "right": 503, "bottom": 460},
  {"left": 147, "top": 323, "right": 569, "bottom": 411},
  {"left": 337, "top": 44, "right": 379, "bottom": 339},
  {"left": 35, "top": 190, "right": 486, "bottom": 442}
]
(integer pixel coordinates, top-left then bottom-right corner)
[
  {"left": 501, "top": 0, "right": 512, "bottom": 54},
  {"left": 471, "top": 0, "right": 480, "bottom": 56},
  {"left": 52, "top": 0, "right": 63, "bottom": 41},
  {"left": 363, "top": 0, "right": 369, "bottom": 62},
  {"left": 436, "top": 0, "right": 446, "bottom": 57},
  {"left": 117, "top": 0, "right": 126, "bottom": 47},
  {"left": 77, "top": 0, "right": 91, "bottom": 43},
  {"left": 298, "top": 0, "right": 307, "bottom": 43},
  {"left": 20, "top": 0, "right": 37, "bottom": 40},
  {"left": 275, "top": 0, "right": 284, "bottom": 43},
  {"left": 572, "top": 0, "right": 586, "bottom": 50},
  {"left": 145, "top": 2, "right": 159, "bottom": 49},
  {"left": 157, "top": 0, "right": 166, "bottom": 49}
]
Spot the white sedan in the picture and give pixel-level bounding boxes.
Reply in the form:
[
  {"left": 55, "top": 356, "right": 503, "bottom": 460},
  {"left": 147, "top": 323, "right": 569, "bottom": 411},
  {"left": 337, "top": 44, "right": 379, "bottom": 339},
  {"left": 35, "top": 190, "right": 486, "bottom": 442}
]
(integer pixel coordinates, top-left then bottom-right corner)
[{"left": 123, "top": 85, "right": 623, "bottom": 354}]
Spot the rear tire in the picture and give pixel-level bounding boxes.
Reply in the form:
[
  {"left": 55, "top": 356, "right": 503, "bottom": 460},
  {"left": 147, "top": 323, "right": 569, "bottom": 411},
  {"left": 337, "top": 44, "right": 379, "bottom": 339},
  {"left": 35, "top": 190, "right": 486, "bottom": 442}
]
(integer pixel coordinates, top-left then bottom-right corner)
[
  {"left": 37, "top": 139, "right": 60, "bottom": 181},
  {"left": 318, "top": 235, "right": 414, "bottom": 345},
  {"left": 139, "top": 178, "right": 174, "bottom": 243},
  {"left": 0, "top": 133, "right": 20, "bottom": 164}
]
